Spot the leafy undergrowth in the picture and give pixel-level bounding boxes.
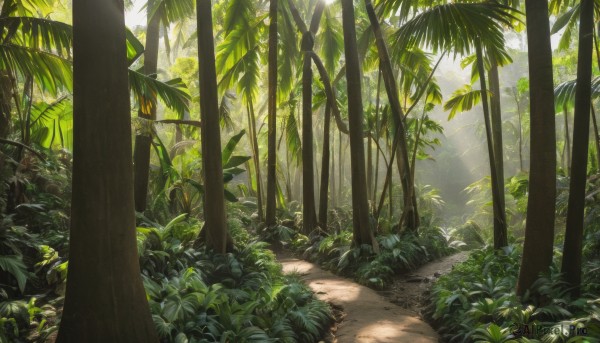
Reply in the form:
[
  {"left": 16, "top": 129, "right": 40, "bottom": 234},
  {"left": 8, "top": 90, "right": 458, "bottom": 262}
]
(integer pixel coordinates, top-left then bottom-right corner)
[
  {"left": 424, "top": 245, "right": 600, "bottom": 342},
  {"left": 137, "top": 215, "right": 333, "bottom": 343},
  {"left": 269, "top": 220, "right": 457, "bottom": 290},
  {"left": 0, "top": 151, "right": 333, "bottom": 343}
]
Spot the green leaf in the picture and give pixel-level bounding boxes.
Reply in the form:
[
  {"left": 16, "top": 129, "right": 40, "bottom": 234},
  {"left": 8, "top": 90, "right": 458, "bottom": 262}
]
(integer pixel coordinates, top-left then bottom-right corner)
[
  {"left": 222, "top": 130, "right": 246, "bottom": 165},
  {"left": 223, "top": 155, "right": 251, "bottom": 169},
  {"left": 224, "top": 189, "right": 238, "bottom": 203},
  {"left": 0, "top": 256, "right": 28, "bottom": 293}
]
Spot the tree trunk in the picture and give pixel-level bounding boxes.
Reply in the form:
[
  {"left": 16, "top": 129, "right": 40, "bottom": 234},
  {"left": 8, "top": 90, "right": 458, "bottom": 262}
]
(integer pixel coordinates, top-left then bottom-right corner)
[
  {"left": 563, "top": 106, "right": 572, "bottom": 175},
  {"left": 247, "top": 101, "right": 264, "bottom": 221},
  {"left": 56, "top": 0, "right": 159, "bottom": 339},
  {"left": 319, "top": 101, "right": 331, "bottom": 228},
  {"left": 364, "top": 0, "right": 417, "bottom": 231},
  {"left": 196, "top": 0, "right": 229, "bottom": 253},
  {"left": 133, "top": 0, "right": 162, "bottom": 212},
  {"left": 341, "top": 0, "right": 379, "bottom": 251},
  {"left": 488, "top": 54, "right": 508, "bottom": 249},
  {"left": 561, "top": 0, "right": 594, "bottom": 298},
  {"left": 302, "top": 50, "right": 317, "bottom": 234},
  {"left": 474, "top": 41, "right": 506, "bottom": 250},
  {"left": 372, "top": 70, "right": 382, "bottom": 205},
  {"left": 591, "top": 106, "right": 600, "bottom": 170},
  {"left": 265, "top": 0, "right": 278, "bottom": 227},
  {"left": 517, "top": 0, "right": 557, "bottom": 296}
]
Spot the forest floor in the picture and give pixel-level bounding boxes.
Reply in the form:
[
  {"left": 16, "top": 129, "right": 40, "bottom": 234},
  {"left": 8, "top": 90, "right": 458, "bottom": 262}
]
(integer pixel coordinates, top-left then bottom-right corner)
[
  {"left": 277, "top": 251, "right": 469, "bottom": 343},
  {"left": 378, "top": 251, "right": 470, "bottom": 315}
]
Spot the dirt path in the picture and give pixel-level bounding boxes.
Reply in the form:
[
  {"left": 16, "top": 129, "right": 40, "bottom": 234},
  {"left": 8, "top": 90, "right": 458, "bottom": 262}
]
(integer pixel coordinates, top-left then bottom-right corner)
[
  {"left": 278, "top": 255, "right": 439, "bottom": 343},
  {"left": 379, "top": 251, "right": 470, "bottom": 315}
]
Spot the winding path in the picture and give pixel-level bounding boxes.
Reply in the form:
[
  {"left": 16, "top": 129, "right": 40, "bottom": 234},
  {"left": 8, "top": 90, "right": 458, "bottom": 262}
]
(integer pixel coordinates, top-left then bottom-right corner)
[{"left": 278, "top": 255, "right": 439, "bottom": 343}]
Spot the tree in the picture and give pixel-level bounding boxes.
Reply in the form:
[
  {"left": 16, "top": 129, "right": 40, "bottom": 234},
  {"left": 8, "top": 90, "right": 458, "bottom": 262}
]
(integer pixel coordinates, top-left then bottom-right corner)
[
  {"left": 364, "top": 0, "right": 418, "bottom": 231},
  {"left": 56, "top": 0, "right": 159, "bottom": 340},
  {"left": 474, "top": 42, "right": 508, "bottom": 249},
  {"left": 341, "top": 0, "right": 378, "bottom": 251},
  {"left": 197, "top": 0, "right": 228, "bottom": 253},
  {"left": 133, "top": 0, "right": 163, "bottom": 212},
  {"left": 265, "top": 0, "right": 278, "bottom": 227},
  {"left": 516, "top": 0, "right": 557, "bottom": 296},
  {"left": 561, "top": 0, "right": 594, "bottom": 297}
]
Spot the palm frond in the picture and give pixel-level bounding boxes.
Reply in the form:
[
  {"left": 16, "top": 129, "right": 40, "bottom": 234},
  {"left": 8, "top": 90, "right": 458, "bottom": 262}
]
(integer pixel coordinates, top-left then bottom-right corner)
[
  {"left": 286, "top": 110, "right": 302, "bottom": 165},
  {"left": 0, "top": 43, "right": 72, "bottom": 94},
  {"left": 554, "top": 77, "right": 600, "bottom": 110},
  {"left": 392, "top": 3, "right": 518, "bottom": 58},
  {"left": 444, "top": 84, "right": 487, "bottom": 120},
  {"left": 128, "top": 69, "right": 191, "bottom": 117},
  {"left": 0, "top": 16, "right": 72, "bottom": 58},
  {"left": 317, "top": 6, "right": 343, "bottom": 74}
]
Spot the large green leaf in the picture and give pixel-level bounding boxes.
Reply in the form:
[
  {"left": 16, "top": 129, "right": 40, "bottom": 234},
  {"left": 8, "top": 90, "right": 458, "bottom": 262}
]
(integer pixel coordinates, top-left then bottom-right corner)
[
  {"left": 0, "top": 256, "right": 28, "bottom": 293},
  {"left": 221, "top": 130, "right": 246, "bottom": 165}
]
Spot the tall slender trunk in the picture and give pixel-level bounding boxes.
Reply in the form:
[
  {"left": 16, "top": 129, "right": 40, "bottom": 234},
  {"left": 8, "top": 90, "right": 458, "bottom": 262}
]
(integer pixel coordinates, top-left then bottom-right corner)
[
  {"left": 302, "top": 50, "right": 317, "bottom": 233},
  {"left": 265, "top": 0, "right": 278, "bottom": 226},
  {"left": 57, "top": 0, "right": 159, "bottom": 339},
  {"left": 475, "top": 41, "right": 506, "bottom": 250},
  {"left": 134, "top": 0, "right": 162, "bottom": 212},
  {"left": 247, "top": 102, "right": 264, "bottom": 220},
  {"left": 372, "top": 70, "right": 382, "bottom": 205},
  {"left": 591, "top": 106, "right": 600, "bottom": 170},
  {"left": 511, "top": 87, "right": 524, "bottom": 172},
  {"left": 319, "top": 102, "right": 331, "bottom": 228},
  {"left": 563, "top": 106, "right": 572, "bottom": 175},
  {"left": 364, "top": 0, "right": 417, "bottom": 231},
  {"left": 562, "top": 0, "right": 594, "bottom": 298},
  {"left": 338, "top": 127, "right": 343, "bottom": 203},
  {"left": 196, "top": 0, "right": 229, "bottom": 252},
  {"left": 488, "top": 55, "right": 508, "bottom": 248},
  {"left": 341, "top": 0, "right": 378, "bottom": 251},
  {"left": 517, "top": 0, "right": 557, "bottom": 296}
]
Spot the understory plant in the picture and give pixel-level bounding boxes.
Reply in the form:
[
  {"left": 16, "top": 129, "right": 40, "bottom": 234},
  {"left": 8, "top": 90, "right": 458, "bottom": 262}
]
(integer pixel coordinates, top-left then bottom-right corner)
[{"left": 424, "top": 245, "right": 600, "bottom": 342}]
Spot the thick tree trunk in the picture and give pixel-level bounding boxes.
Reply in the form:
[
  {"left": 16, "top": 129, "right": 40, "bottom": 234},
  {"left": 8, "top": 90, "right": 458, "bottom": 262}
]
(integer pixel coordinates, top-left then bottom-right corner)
[
  {"left": 488, "top": 55, "right": 508, "bottom": 249},
  {"left": 133, "top": 0, "right": 161, "bottom": 212},
  {"left": 517, "top": 0, "right": 557, "bottom": 296},
  {"left": 341, "top": 0, "right": 379, "bottom": 252},
  {"left": 57, "top": 0, "right": 159, "bottom": 340},
  {"left": 562, "top": 0, "right": 594, "bottom": 298},
  {"left": 364, "top": 0, "right": 417, "bottom": 231},
  {"left": 265, "top": 0, "right": 278, "bottom": 227},
  {"left": 196, "top": 0, "right": 229, "bottom": 253},
  {"left": 319, "top": 102, "right": 331, "bottom": 228}
]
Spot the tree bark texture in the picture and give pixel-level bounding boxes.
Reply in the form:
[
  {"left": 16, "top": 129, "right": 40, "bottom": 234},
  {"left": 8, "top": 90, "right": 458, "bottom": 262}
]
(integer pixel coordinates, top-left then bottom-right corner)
[
  {"left": 561, "top": 0, "right": 594, "bottom": 298},
  {"left": 517, "top": 0, "right": 557, "bottom": 296},
  {"left": 57, "top": 0, "right": 159, "bottom": 339}
]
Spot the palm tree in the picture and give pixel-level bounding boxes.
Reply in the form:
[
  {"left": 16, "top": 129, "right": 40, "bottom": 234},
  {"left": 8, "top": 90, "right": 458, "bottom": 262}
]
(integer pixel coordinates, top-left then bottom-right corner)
[
  {"left": 516, "top": 0, "right": 557, "bottom": 296},
  {"left": 133, "top": 0, "right": 195, "bottom": 212},
  {"left": 562, "top": 0, "right": 594, "bottom": 297},
  {"left": 56, "top": 0, "right": 158, "bottom": 339},
  {"left": 265, "top": 0, "right": 278, "bottom": 227},
  {"left": 341, "top": 0, "right": 378, "bottom": 251},
  {"left": 196, "top": 0, "right": 229, "bottom": 253}
]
